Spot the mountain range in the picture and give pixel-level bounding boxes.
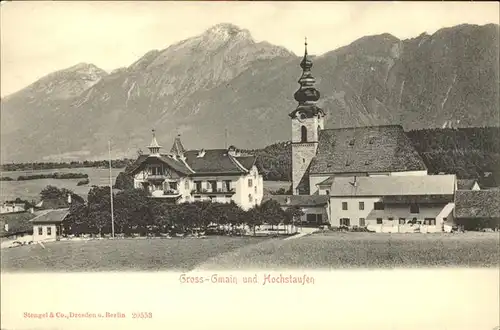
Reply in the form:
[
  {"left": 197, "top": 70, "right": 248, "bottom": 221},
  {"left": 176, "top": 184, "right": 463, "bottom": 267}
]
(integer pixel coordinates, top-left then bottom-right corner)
[{"left": 1, "top": 23, "right": 499, "bottom": 163}]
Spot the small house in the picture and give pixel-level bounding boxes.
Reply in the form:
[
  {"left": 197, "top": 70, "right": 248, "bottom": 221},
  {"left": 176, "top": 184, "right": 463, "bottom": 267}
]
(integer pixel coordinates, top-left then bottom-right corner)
[{"left": 30, "top": 208, "right": 69, "bottom": 242}]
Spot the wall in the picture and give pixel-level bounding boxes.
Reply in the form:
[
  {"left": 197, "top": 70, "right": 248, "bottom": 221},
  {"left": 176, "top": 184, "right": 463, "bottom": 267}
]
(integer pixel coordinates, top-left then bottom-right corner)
[
  {"left": 233, "top": 166, "right": 263, "bottom": 210},
  {"left": 365, "top": 203, "right": 450, "bottom": 233},
  {"left": 282, "top": 205, "right": 328, "bottom": 224},
  {"left": 33, "top": 224, "right": 57, "bottom": 242},
  {"left": 329, "top": 197, "right": 381, "bottom": 227},
  {"left": 291, "top": 116, "right": 323, "bottom": 195}
]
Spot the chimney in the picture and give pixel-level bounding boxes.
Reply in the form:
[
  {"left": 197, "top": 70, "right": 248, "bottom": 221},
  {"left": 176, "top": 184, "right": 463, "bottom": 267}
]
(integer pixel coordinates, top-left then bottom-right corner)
[
  {"left": 67, "top": 194, "right": 72, "bottom": 204},
  {"left": 4, "top": 223, "right": 8, "bottom": 232},
  {"left": 197, "top": 149, "right": 206, "bottom": 158},
  {"left": 286, "top": 196, "right": 291, "bottom": 205}
]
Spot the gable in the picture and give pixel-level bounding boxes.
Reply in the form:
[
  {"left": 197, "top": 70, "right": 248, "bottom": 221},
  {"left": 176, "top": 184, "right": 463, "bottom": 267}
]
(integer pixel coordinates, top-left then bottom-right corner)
[{"left": 310, "top": 125, "right": 427, "bottom": 174}]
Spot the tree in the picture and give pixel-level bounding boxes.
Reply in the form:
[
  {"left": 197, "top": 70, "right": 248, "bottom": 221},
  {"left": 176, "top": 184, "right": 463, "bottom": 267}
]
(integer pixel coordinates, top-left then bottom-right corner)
[
  {"left": 258, "top": 199, "right": 286, "bottom": 231},
  {"left": 114, "top": 172, "right": 134, "bottom": 190},
  {"left": 284, "top": 205, "right": 304, "bottom": 234}
]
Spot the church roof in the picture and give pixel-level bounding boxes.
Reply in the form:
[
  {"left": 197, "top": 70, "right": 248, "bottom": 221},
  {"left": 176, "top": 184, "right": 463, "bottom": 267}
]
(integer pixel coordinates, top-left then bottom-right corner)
[{"left": 309, "top": 125, "right": 427, "bottom": 174}]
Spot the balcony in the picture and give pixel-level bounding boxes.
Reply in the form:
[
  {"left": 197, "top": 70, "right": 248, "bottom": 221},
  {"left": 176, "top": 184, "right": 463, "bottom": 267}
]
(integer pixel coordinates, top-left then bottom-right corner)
[
  {"left": 150, "top": 189, "right": 181, "bottom": 199},
  {"left": 191, "top": 188, "right": 235, "bottom": 195},
  {"left": 146, "top": 174, "right": 167, "bottom": 182}
]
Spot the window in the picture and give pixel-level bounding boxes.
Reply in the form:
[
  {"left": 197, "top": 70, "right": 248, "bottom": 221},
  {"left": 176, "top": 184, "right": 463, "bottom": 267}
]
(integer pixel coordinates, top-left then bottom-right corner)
[
  {"left": 317, "top": 214, "right": 323, "bottom": 224},
  {"left": 424, "top": 218, "right": 436, "bottom": 226},
  {"left": 248, "top": 179, "right": 253, "bottom": 187},
  {"left": 359, "top": 218, "right": 366, "bottom": 227},
  {"left": 307, "top": 214, "right": 317, "bottom": 223},
  {"left": 376, "top": 218, "right": 383, "bottom": 224},
  {"left": 249, "top": 194, "right": 253, "bottom": 203},
  {"left": 326, "top": 190, "right": 330, "bottom": 195},
  {"left": 184, "top": 181, "right": 189, "bottom": 190},
  {"left": 47, "top": 227, "right": 52, "bottom": 236},
  {"left": 410, "top": 203, "right": 420, "bottom": 213},
  {"left": 301, "top": 126, "right": 308, "bottom": 142},
  {"left": 209, "top": 180, "right": 217, "bottom": 192},
  {"left": 151, "top": 166, "right": 161, "bottom": 176},
  {"left": 38, "top": 226, "right": 43, "bottom": 235},
  {"left": 399, "top": 218, "right": 406, "bottom": 225},
  {"left": 254, "top": 186, "right": 257, "bottom": 193},
  {"left": 194, "top": 181, "right": 202, "bottom": 192},
  {"left": 388, "top": 217, "right": 394, "bottom": 221},
  {"left": 302, "top": 158, "right": 305, "bottom": 163},
  {"left": 170, "top": 182, "right": 178, "bottom": 191},
  {"left": 374, "top": 202, "right": 385, "bottom": 210},
  {"left": 359, "top": 202, "right": 365, "bottom": 210},
  {"left": 340, "top": 218, "right": 350, "bottom": 226},
  {"left": 342, "top": 202, "right": 348, "bottom": 210}
]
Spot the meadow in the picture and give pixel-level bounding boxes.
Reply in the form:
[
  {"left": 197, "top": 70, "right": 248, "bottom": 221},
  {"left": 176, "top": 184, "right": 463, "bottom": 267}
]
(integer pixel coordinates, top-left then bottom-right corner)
[
  {"left": 0, "top": 167, "right": 290, "bottom": 202},
  {"left": 2, "top": 232, "right": 498, "bottom": 272},
  {"left": 1, "top": 236, "right": 272, "bottom": 272},
  {"left": 196, "top": 232, "right": 500, "bottom": 270},
  {"left": 0, "top": 168, "right": 124, "bottom": 202}
]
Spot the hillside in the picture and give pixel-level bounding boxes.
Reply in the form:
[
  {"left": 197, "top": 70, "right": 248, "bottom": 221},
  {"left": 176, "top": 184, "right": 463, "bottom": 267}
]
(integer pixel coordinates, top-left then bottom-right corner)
[{"left": 1, "top": 23, "right": 498, "bottom": 163}]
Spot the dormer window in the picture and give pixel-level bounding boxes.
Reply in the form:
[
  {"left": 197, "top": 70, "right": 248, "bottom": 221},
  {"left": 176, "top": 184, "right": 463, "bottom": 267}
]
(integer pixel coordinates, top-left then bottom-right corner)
[
  {"left": 348, "top": 139, "right": 355, "bottom": 146},
  {"left": 369, "top": 137, "right": 375, "bottom": 144},
  {"left": 345, "top": 160, "right": 351, "bottom": 166}
]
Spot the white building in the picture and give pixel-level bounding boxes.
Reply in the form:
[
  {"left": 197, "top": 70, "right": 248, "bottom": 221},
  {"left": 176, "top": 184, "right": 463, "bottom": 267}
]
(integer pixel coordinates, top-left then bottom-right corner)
[
  {"left": 127, "top": 131, "right": 264, "bottom": 210},
  {"left": 328, "top": 175, "right": 456, "bottom": 233},
  {"left": 0, "top": 202, "right": 26, "bottom": 214}
]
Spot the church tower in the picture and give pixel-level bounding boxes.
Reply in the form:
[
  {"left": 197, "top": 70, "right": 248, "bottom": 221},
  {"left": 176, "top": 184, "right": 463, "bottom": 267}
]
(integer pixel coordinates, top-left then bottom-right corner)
[{"left": 289, "top": 39, "right": 325, "bottom": 195}]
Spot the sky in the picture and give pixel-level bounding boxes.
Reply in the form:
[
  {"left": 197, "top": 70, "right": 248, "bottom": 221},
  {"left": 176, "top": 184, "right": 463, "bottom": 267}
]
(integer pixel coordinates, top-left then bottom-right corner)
[{"left": 1, "top": 1, "right": 499, "bottom": 97}]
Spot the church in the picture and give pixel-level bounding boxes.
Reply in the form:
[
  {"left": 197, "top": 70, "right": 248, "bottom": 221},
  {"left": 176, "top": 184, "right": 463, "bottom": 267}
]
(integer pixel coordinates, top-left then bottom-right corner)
[
  {"left": 126, "top": 132, "right": 264, "bottom": 211},
  {"left": 265, "top": 39, "right": 458, "bottom": 233}
]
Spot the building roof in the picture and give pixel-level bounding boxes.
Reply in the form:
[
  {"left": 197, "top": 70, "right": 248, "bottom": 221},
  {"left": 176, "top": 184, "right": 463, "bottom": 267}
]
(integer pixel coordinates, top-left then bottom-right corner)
[
  {"left": 184, "top": 149, "right": 255, "bottom": 175},
  {"left": 455, "top": 190, "right": 500, "bottom": 218},
  {"left": 329, "top": 175, "right": 456, "bottom": 197},
  {"left": 262, "top": 195, "right": 329, "bottom": 207},
  {"left": 309, "top": 125, "right": 427, "bottom": 175},
  {"left": 128, "top": 147, "right": 257, "bottom": 177},
  {"left": 0, "top": 212, "right": 36, "bottom": 237},
  {"left": 317, "top": 176, "right": 335, "bottom": 187},
  {"left": 456, "top": 179, "right": 478, "bottom": 190},
  {"left": 29, "top": 208, "right": 69, "bottom": 224},
  {"left": 382, "top": 195, "right": 454, "bottom": 204},
  {"left": 170, "top": 135, "right": 186, "bottom": 155}
]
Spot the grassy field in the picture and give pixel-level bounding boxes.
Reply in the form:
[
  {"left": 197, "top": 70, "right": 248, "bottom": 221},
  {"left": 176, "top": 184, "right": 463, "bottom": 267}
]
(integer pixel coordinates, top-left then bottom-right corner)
[
  {"left": 196, "top": 232, "right": 500, "bottom": 270},
  {"left": 1, "top": 166, "right": 289, "bottom": 202},
  {"left": 2, "top": 232, "right": 498, "bottom": 272},
  {"left": 1, "top": 236, "right": 271, "bottom": 272},
  {"left": 0, "top": 167, "right": 124, "bottom": 202}
]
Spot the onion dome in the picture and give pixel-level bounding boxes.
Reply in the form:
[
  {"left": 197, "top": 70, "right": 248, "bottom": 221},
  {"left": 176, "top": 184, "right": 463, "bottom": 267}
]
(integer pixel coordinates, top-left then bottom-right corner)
[{"left": 289, "top": 38, "right": 324, "bottom": 119}]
